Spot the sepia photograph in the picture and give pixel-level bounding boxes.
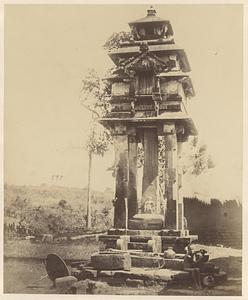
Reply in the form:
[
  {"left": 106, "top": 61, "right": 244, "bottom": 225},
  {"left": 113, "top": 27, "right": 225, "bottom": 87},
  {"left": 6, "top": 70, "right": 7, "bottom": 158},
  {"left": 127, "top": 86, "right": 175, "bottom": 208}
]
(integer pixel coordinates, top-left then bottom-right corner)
[{"left": 2, "top": 2, "right": 244, "bottom": 296}]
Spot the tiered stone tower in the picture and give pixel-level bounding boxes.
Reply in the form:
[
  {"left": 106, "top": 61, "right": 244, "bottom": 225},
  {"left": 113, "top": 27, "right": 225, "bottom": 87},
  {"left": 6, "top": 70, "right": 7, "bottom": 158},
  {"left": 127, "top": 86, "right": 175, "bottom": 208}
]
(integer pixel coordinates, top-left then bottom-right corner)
[{"left": 99, "top": 7, "right": 197, "bottom": 252}]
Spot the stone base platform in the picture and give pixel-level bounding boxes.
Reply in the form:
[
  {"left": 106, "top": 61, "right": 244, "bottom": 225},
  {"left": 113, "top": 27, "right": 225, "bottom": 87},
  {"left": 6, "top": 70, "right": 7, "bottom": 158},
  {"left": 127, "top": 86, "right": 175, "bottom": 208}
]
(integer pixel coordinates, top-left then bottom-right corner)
[{"left": 98, "top": 228, "right": 198, "bottom": 254}]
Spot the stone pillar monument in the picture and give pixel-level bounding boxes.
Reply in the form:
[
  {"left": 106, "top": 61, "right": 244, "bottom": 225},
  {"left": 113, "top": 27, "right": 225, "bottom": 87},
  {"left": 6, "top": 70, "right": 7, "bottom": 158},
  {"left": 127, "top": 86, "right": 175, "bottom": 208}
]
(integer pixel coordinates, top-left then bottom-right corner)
[{"left": 99, "top": 6, "right": 198, "bottom": 251}]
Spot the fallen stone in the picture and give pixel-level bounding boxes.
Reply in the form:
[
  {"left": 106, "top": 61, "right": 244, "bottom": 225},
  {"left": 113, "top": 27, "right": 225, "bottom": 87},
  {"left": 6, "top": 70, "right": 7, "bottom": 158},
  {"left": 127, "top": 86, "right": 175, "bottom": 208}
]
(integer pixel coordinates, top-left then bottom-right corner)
[
  {"left": 79, "top": 268, "right": 98, "bottom": 280},
  {"left": 70, "top": 280, "right": 87, "bottom": 294},
  {"left": 91, "top": 253, "right": 131, "bottom": 271},
  {"left": 55, "top": 276, "right": 77, "bottom": 289},
  {"left": 86, "top": 279, "right": 110, "bottom": 294}
]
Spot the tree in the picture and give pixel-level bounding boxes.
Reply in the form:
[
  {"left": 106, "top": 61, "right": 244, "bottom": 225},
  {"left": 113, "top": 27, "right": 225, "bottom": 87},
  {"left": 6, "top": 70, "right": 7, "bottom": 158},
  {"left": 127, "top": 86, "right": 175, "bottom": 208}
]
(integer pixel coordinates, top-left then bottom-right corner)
[
  {"left": 80, "top": 69, "right": 112, "bottom": 229},
  {"left": 182, "top": 136, "right": 215, "bottom": 176}
]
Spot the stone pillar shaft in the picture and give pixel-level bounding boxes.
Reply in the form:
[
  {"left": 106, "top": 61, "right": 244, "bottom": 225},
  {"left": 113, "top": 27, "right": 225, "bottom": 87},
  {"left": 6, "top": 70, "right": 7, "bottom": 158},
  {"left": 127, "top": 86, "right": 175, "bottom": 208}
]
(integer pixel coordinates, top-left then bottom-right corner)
[
  {"left": 164, "top": 124, "right": 178, "bottom": 228},
  {"left": 177, "top": 141, "right": 184, "bottom": 230},
  {"left": 142, "top": 128, "right": 159, "bottom": 214},
  {"left": 113, "top": 132, "right": 129, "bottom": 228},
  {"left": 128, "top": 133, "right": 138, "bottom": 219}
]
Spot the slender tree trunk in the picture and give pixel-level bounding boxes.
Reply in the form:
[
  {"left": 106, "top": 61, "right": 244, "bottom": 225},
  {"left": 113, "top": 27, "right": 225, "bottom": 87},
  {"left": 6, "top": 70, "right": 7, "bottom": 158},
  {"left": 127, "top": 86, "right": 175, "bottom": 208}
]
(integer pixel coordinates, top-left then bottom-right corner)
[{"left": 86, "top": 151, "right": 92, "bottom": 229}]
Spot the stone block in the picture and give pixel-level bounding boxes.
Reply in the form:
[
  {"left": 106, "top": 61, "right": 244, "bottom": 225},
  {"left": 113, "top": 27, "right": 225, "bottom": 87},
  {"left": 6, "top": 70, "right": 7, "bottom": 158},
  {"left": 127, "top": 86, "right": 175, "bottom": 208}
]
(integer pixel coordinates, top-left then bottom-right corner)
[
  {"left": 55, "top": 276, "right": 77, "bottom": 289},
  {"left": 91, "top": 253, "right": 131, "bottom": 271}
]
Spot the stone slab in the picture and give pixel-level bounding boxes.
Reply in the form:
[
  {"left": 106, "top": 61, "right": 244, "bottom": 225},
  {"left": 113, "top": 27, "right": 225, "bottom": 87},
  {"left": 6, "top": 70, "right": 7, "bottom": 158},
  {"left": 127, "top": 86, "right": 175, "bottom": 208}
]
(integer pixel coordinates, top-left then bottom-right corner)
[{"left": 91, "top": 253, "right": 131, "bottom": 271}]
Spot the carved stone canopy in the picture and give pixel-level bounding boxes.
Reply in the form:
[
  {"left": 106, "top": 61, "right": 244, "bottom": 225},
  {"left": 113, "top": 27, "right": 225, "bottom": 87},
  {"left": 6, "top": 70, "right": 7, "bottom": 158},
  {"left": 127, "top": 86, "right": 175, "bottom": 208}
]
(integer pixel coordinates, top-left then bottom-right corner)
[{"left": 118, "top": 48, "right": 175, "bottom": 75}]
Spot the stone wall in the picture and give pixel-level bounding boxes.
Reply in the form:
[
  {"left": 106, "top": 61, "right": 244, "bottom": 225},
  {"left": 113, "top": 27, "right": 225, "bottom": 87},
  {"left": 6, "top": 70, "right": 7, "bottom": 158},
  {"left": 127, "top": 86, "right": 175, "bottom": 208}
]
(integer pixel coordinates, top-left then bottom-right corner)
[{"left": 184, "top": 198, "right": 242, "bottom": 249}]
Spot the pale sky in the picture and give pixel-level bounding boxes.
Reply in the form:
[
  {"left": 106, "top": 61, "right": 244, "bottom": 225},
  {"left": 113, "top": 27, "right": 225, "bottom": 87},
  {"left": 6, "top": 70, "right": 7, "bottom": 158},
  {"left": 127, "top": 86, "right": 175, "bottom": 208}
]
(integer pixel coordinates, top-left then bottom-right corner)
[{"left": 4, "top": 4, "right": 243, "bottom": 200}]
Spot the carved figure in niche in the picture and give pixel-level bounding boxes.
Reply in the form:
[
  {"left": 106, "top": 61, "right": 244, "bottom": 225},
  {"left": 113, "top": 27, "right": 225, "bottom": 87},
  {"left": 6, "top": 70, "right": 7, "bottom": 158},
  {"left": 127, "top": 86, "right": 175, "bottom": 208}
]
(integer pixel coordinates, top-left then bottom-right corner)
[
  {"left": 138, "top": 27, "right": 146, "bottom": 38},
  {"left": 130, "top": 25, "right": 140, "bottom": 40},
  {"left": 154, "top": 24, "right": 166, "bottom": 37},
  {"left": 130, "top": 100, "right": 135, "bottom": 116},
  {"left": 144, "top": 197, "right": 156, "bottom": 214}
]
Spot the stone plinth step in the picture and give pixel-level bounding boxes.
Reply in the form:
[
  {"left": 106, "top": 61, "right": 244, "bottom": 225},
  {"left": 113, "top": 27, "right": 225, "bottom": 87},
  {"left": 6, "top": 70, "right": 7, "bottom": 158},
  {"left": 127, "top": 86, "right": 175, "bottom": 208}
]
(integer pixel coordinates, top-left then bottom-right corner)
[
  {"left": 130, "top": 255, "right": 184, "bottom": 270},
  {"left": 128, "top": 242, "right": 149, "bottom": 251},
  {"left": 130, "top": 255, "right": 164, "bottom": 268},
  {"left": 108, "top": 228, "right": 161, "bottom": 236},
  {"left": 130, "top": 236, "right": 152, "bottom": 243}
]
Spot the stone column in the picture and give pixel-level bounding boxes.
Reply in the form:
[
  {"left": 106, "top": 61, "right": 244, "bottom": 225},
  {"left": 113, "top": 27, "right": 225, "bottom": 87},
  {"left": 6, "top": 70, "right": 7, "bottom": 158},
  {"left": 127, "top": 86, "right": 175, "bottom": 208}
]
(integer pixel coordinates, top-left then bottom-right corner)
[
  {"left": 113, "top": 124, "right": 129, "bottom": 228},
  {"left": 164, "top": 123, "right": 177, "bottom": 229},
  {"left": 177, "top": 141, "right": 184, "bottom": 230},
  {"left": 142, "top": 128, "right": 159, "bottom": 214},
  {"left": 128, "top": 129, "right": 138, "bottom": 219}
]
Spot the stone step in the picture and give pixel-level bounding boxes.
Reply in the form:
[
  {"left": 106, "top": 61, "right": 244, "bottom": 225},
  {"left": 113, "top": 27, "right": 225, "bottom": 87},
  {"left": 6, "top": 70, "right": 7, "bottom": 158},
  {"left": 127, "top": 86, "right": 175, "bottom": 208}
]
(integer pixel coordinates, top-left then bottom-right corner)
[
  {"left": 108, "top": 228, "right": 161, "bottom": 236},
  {"left": 130, "top": 255, "right": 184, "bottom": 270},
  {"left": 128, "top": 242, "right": 149, "bottom": 251},
  {"left": 130, "top": 236, "right": 152, "bottom": 243}
]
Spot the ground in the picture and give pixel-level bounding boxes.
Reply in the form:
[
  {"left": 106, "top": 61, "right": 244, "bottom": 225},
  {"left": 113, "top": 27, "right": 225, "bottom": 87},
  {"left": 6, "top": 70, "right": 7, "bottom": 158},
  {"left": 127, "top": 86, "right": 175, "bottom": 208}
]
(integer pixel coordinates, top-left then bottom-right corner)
[{"left": 3, "top": 239, "right": 242, "bottom": 295}]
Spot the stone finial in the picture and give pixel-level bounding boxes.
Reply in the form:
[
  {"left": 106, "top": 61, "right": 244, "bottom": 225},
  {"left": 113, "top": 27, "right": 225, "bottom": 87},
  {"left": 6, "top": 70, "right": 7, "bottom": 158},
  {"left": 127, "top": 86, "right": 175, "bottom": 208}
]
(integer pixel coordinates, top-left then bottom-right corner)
[{"left": 147, "top": 6, "right": 156, "bottom": 16}]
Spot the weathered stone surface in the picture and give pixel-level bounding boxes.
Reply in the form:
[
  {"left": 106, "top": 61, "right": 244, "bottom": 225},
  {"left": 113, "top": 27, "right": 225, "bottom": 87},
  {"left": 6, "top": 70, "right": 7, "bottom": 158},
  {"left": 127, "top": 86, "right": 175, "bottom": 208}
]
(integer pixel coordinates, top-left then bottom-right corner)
[
  {"left": 55, "top": 276, "right": 77, "bottom": 289},
  {"left": 91, "top": 253, "right": 131, "bottom": 271}
]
